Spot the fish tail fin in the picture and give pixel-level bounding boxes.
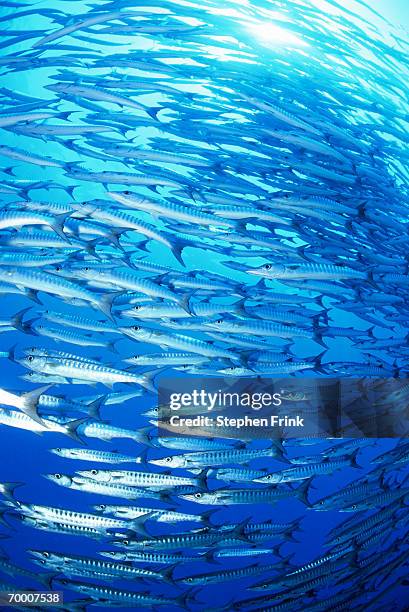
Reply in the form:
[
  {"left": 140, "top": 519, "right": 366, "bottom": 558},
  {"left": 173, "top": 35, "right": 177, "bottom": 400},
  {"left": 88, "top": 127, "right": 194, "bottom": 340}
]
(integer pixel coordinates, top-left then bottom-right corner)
[
  {"left": 39, "top": 573, "right": 58, "bottom": 590},
  {"left": 313, "top": 309, "right": 329, "bottom": 327},
  {"left": 139, "top": 369, "right": 158, "bottom": 393},
  {"left": 178, "top": 293, "right": 194, "bottom": 316},
  {"left": 195, "top": 469, "right": 208, "bottom": 490},
  {"left": 367, "top": 325, "right": 376, "bottom": 339},
  {"left": 233, "top": 516, "right": 252, "bottom": 542},
  {"left": 3, "top": 166, "right": 16, "bottom": 176},
  {"left": 284, "top": 527, "right": 302, "bottom": 543},
  {"left": 11, "top": 307, "right": 32, "bottom": 333},
  {"left": 366, "top": 270, "right": 379, "bottom": 288},
  {"left": 233, "top": 297, "right": 248, "bottom": 317},
  {"left": 170, "top": 238, "right": 187, "bottom": 266},
  {"left": 314, "top": 294, "right": 326, "bottom": 308},
  {"left": 27, "top": 289, "right": 42, "bottom": 304},
  {"left": 203, "top": 549, "right": 221, "bottom": 564},
  {"left": 64, "top": 417, "right": 88, "bottom": 444},
  {"left": 129, "top": 512, "right": 156, "bottom": 537},
  {"left": 200, "top": 508, "right": 218, "bottom": 528},
  {"left": 314, "top": 350, "right": 328, "bottom": 373},
  {"left": 86, "top": 396, "right": 105, "bottom": 420},
  {"left": 84, "top": 238, "right": 101, "bottom": 259},
  {"left": 20, "top": 384, "right": 53, "bottom": 427},
  {"left": 107, "top": 339, "right": 119, "bottom": 354},
  {"left": 177, "top": 588, "right": 197, "bottom": 609},
  {"left": 50, "top": 212, "right": 71, "bottom": 242},
  {"left": 162, "top": 562, "right": 178, "bottom": 584},
  {"left": 236, "top": 349, "right": 254, "bottom": 368},
  {"left": 106, "top": 229, "right": 125, "bottom": 250},
  {"left": 134, "top": 425, "right": 154, "bottom": 446},
  {"left": 313, "top": 330, "right": 328, "bottom": 349},
  {"left": 351, "top": 449, "right": 361, "bottom": 468},
  {"left": 8, "top": 343, "right": 21, "bottom": 365},
  {"left": 97, "top": 292, "right": 121, "bottom": 322},
  {"left": 296, "top": 479, "right": 311, "bottom": 506},
  {"left": 0, "top": 481, "right": 24, "bottom": 500},
  {"left": 147, "top": 107, "right": 162, "bottom": 121}
]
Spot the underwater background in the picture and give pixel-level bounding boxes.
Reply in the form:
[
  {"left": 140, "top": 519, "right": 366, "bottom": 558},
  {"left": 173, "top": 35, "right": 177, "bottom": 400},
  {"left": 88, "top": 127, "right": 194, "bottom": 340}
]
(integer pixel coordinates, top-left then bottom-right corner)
[{"left": 0, "top": 0, "right": 408, "bottom": 610}]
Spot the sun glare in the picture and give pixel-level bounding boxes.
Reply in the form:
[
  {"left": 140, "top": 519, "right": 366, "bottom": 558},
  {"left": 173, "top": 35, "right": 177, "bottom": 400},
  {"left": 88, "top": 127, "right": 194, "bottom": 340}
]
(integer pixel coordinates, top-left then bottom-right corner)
[{"left": 246, "top": 21, "right": 309, "bottom": 47}]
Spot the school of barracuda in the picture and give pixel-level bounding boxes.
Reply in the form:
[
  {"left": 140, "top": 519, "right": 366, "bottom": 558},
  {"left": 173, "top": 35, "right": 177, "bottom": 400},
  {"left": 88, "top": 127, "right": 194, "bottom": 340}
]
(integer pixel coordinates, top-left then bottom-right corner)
[{"left": 0, "top": 0, "right": 408, "bottom": 609}]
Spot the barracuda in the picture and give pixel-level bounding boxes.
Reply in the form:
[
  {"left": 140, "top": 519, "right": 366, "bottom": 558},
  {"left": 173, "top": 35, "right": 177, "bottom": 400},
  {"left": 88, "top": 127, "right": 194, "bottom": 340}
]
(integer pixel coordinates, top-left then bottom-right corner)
[
  {"left": 19, "top": 355, "right": 153, "bottom": 390},
  {"left": 150, "top": 446, "right": 282, "bottom": 469},
  {"left": 123, "top": 352, "right": 208, "bottom": 366},
  {"left": 120, "top": 325, "right": 236, "bottom": 359},
  {"left": 42, "top": 310, "right": 119, "bottom": 333},
  {"left": 93, "top": 503, "right": 211, "bottom": 524},
  {"left": 32, "top": 11, "right": 133, "bottom": 47},
  {"left": 65, "top": 168, "right": 183, "bottom": 189},
  {"left": 46, "top": 473, "right": 165, "bottom": 501},
  {"left": 0, "top": 209, "right": 70, "bottom": 240},
  {"left": 248, "top": 262, "right": 368, "bottom": 281},
  {"left": 109, "top": 191, "right": 235, "bottom": 227},
  {"left": 112, "top": 525, "right": 247, "bottom": 551},
  {"left": 204, "top": 317, "right": 315, "bottom": 340},
  {"left": 50, "top": 447, "right": 143, "bottom": 464},
  {"left": 0, "top": 267, "right": 117, "bottom": 319},
  {"left": 55, "top": 580, "right": 182, "bottom": 606},
  {"left": 181, "top": 481, "right": 309, "bottom": 506},
  {"left": 178, "top": 559, "right": 286, "bottom": 586},
  {"left": 254, "top": 456, "right": 358, "bottom": 484},
  {"left": 74, "top": 265, "right": 187, "bottom": 307},
  {"left": 29, "top": 550, "right": 165, "bottom": 581},
  {"left": 0, "top": 145, "right": 63, "bottom": 167},
  {"left": 71, "top": 202, "right": 178, "bottom": 249},
  {"left": 30, "top": 321, "right": 117, "bottom": 349},
  {"left": 99, "top": 549, "right": 206, "bottom": 564},
  {"left": 77, "top": 468, "right": 203, "bottom": 489},
  {"left": 7, "top": 501, "right": 135, "bottom": 531},
  {"left": 0, "top": 111, "right": 57, "bottom": 127}
]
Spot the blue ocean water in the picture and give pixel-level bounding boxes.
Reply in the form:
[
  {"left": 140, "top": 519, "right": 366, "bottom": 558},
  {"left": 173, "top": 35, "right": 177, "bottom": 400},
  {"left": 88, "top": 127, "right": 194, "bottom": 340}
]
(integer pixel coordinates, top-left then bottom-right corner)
[{"left": 0, "top": 0, "right": 408, "bottom": 610}]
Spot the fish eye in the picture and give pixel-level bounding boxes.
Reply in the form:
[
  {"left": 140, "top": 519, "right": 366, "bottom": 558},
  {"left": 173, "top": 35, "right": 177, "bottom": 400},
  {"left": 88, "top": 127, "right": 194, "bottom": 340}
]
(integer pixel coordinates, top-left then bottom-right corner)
[
  {"left": 43, "top": 552, "right": 50, "bottom": 558},
  {"left": 134, "top": 305, "right": 140, "bottom": 311},
  {"left": 215, "top": 319, "right": 223, "bottom": 324},
  {"left": 132, "top": 326, "right": 140, "bottom": 331},
  {"left": 122, "top": 540, "right": 129, "bottom": 546},
  {"left": 165, "top": 457, "right": 172, "bottom": 462},
  {"left": 83, "top": 267, "right": 90, "bottom": 272},
  {"left": 263, "top": 264, "right": 272, "bottom": 270},
  {"left": 98, "top": 504, "right": 106, "bottom": 510},
  {"left": 91, "top": 469, "right": 98, "bottom": 476},
  {"left": 186, "top": 577, "right": 193, "bottom": 582},
  {"left": 195, "top": 493, "right": 202, "bottom": 499},
  {"left": 55, "top": 448, "right": 61, "bottom": 452},
  {"left": 54, "top": 473, "right": 62, "bottom": 479},
  {"left": 39, "top": 560, "right": 46, "bottom": 565},
  {"left": 55, "top": 265, "right": 62, "bottom": 272},
  {"left": 27, "top": 355, "right": 34, "bottom": 362},
  {"left": 124, "top": 191, "right": 131, "bottom": 196}
]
